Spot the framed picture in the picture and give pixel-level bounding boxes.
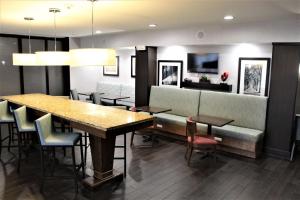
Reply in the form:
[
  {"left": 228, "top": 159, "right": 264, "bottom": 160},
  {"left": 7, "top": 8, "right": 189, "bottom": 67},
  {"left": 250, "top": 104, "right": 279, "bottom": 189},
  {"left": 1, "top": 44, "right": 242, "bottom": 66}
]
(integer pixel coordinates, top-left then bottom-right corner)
[
  {"left": 103, "top": 56, "right": 119, "bottom": 76},
  {"left": 131, "top": 56, "right": 136, "bottom": 78},
  {"left": 158, "top": 60, "right": 183, "bottom": 88},
  {"left": 237, "top": 57, "right": 271, "bottom": 96}
]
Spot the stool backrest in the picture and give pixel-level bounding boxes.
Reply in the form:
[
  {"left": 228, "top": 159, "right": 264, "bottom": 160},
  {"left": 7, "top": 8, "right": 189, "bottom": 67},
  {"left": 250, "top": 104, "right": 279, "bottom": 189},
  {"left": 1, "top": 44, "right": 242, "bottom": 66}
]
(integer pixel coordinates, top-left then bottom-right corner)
[
  {"left": 70, "top": 89, "right": 79, "bottom": 100},
  {"left": 92, "top": 92, "right": 102, "bottom": 105},
  {"left": 186, "top": 118, "right": 197, "bottom": 143},
  {"left": 13, "top": 106, "right": 26, "bottom": 131},
  {"left": 35, "top": 113, "right": 53, "bottom": 146},
  {"left": 0, "top": 100, "right": 11, "bottom": 120}
]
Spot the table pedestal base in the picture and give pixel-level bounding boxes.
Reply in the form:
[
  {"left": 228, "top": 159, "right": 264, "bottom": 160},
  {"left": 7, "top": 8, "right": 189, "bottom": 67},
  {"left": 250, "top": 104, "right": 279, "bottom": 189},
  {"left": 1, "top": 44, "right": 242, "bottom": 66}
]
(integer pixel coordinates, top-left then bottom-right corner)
[{"left": 82, "top": 169, "right": 123, "bottom": 189}]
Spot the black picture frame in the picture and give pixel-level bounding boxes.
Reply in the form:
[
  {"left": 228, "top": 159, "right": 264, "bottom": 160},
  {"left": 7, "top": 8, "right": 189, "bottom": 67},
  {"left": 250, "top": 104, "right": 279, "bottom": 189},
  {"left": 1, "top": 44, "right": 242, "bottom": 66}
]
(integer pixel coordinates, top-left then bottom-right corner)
[
  {"left": 237, "top": 57, "right": 271, "bottom": 96},
  {"left": 158, "top": 60, "right": 183, "bottom": 88},
  {"left": 103, "top": 56, "right": 119, "bottom": 76},
  {"left": 131, "top": 56, "right": 136, "bottom": 78}
]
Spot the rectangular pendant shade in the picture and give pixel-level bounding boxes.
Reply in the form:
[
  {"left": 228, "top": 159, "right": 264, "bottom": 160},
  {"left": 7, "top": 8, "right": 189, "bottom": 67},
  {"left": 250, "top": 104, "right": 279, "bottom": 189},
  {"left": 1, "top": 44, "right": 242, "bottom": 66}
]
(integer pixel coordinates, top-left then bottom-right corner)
[
  {"left": 12, "top": 53, "right": 39, "bottom": 66},
  {"left": 69, "top": 48, "right": 116, "bottom": 67},
  {"left": 36, "top": 51, "right": 70, "bottom": 66}
]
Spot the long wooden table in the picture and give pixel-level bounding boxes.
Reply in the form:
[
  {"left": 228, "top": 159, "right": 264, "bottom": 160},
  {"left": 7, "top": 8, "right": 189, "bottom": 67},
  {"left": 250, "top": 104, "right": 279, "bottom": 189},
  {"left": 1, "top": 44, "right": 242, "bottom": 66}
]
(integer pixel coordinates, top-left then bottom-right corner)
[{"left": 1, "top": 94, "right": 154, "bottom": 189}]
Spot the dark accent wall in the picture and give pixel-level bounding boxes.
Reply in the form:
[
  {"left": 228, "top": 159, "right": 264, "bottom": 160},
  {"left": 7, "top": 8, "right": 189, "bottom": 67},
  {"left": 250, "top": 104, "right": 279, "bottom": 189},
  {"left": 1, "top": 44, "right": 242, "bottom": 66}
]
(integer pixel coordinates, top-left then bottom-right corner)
[
  {"left": 135, "top": 47, "right": 157, "bottom": 106},
  {"left": 265, "top": 43, "right": 300, "bottom": 159},
  {"left": 0, "top": 34, "right": 70, "bottom": 97}
]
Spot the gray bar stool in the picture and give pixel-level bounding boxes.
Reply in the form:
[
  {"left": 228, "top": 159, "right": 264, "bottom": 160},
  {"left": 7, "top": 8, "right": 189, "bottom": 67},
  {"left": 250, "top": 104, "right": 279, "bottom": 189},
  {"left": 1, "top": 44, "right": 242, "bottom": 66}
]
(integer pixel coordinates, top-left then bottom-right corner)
[
  {"left": 12, "top": 106, "right": 36, "bottom": 173},
  {"left": 0, "top": 100, "right": 15, "bottom": 157},
  {"left": 35, "top": 113, "right": 84, "bottom": 193}
]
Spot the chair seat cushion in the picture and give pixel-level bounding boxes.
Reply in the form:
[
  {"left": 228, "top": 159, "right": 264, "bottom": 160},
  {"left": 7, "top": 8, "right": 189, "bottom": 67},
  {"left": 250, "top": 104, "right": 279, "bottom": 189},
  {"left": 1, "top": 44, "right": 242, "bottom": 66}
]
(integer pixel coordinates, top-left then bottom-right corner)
[
  {"left": 188, "top": 135, "right": 218, "bottom": 145},
  {"left": 212, "top": 125, "right": 264, "bottom": 142},
  {"left": 19, "top": 121, "right": 36, "bottom": 132},
  {"left": 44, "top": 132, "right": 80, "bottom": 146},
  {"left": 0, "top": 115, "right": 14, "bottom": 123}
]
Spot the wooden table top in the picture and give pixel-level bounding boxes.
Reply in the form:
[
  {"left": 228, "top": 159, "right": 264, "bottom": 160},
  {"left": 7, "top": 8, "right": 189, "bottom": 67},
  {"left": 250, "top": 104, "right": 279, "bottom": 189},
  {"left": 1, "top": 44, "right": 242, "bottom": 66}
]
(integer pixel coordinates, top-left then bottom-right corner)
[
  {"left": 135, "top": 106, "right": 172, "bottom": 114},
  {"left": 191, "top": 114, "right": 233, "bottom": 127},
  {"left": 1, "top": 94, "right": 153, "bottom": 132}
]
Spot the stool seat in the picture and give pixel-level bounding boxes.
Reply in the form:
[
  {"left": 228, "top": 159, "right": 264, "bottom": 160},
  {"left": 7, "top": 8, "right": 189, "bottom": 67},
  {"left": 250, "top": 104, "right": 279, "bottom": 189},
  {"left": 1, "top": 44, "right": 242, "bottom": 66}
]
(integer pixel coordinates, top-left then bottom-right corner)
[
  {"left": 18, "top": 121, "right": 35, "bottom": 132},
  {"left": 44, "top": 132, "right": 80, "bottom": 146},
  {"left": 0, "top": 115, "right": 14, "bottom": 123}
]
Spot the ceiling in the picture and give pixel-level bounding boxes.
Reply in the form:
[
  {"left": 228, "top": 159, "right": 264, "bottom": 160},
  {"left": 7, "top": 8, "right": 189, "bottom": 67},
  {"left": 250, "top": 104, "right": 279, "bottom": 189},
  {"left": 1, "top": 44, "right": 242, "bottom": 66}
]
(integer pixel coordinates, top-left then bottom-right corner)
[{"left": 0, "top": 0, "right": 299, "bottom": 38}]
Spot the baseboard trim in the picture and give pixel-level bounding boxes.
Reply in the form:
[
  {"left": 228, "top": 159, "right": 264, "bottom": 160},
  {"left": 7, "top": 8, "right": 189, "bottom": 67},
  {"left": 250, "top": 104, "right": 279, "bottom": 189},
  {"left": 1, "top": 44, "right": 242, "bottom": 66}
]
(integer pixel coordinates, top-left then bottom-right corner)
[{"left": 264, "top": 147, "right": 291, "bottom": 160}]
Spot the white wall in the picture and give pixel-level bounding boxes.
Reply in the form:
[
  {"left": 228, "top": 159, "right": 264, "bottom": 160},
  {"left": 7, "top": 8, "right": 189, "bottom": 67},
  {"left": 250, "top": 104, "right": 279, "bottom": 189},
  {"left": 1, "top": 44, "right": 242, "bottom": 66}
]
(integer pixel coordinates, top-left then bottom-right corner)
[
  {"left": 69, "top": 48, "right": 135, "bottom": 92},
  {"left": 157, "top": 44, "right": 272, "bottom": 92},
  {"left": 70, "top": 18, "right": 298, "bottom": 93}
]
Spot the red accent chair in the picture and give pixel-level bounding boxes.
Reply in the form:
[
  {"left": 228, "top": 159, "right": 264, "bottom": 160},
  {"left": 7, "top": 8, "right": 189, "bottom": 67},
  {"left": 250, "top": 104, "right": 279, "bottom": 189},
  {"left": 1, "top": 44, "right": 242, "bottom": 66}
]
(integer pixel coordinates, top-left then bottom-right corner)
[{"left": 185, "top": 117, "right": 218, "bottom": 166}]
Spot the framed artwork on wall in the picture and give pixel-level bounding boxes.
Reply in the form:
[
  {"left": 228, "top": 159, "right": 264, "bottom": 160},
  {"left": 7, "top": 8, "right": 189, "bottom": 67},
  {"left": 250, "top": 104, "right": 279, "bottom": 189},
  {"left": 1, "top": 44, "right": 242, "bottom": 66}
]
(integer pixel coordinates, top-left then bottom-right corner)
[
  {"left": 131, "top": 56, "right": 136, "bottom": 78},
  {"left": 237, "top": 57, "right": 271, "bottom": 96},
  {"left": 158, "top": 60, "right": 183, "bottom": 88},
  {"left": 103, "top": 56, "right": 119, "bottom": 76}
]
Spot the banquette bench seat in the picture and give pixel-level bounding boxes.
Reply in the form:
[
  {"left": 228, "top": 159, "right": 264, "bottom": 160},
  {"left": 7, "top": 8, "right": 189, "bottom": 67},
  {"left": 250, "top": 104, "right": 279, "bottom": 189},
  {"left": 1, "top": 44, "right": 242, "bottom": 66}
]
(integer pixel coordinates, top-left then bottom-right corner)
[{"left": 149, "top": 86, "right": 268, "bottom": 158}]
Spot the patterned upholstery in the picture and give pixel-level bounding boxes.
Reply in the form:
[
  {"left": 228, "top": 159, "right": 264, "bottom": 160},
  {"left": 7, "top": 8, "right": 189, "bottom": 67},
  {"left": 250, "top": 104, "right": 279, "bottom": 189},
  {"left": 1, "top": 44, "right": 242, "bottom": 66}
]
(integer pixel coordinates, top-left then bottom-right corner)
[
  {"left": 199, "top": 91, "right": 268, "bottom": 131},
  {"left": 0, "top": 100, "right": 14, "bottom": 123},
  {"left": 149, "top": 86, "right": 200, "bottom": 117},
  {"left": 35, "top": 114, "right": 80, "bottom": 146},
  {"left": 13, "top": 106, "right": 35, "bottom": 132}
]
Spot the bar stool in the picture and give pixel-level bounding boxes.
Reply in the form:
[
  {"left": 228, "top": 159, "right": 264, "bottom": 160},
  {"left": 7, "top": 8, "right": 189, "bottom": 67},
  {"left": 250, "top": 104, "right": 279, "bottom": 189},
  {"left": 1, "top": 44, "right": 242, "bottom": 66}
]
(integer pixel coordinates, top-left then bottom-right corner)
[
  {"left": 12, "top": 106, "right": 36, "bottom": 173},
  {"left": 35, "top": 113, "right": 84, "bottom": 193},
  {"left": 0, "top": 100, "right": 15, "bottom": 158}
]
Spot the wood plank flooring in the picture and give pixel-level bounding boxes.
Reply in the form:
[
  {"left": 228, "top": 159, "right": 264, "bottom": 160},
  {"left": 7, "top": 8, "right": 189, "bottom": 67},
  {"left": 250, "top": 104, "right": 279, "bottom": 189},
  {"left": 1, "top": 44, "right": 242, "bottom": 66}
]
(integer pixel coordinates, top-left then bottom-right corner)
[{"left": 0, "top": 126, "right": 300, "bottom": 200}]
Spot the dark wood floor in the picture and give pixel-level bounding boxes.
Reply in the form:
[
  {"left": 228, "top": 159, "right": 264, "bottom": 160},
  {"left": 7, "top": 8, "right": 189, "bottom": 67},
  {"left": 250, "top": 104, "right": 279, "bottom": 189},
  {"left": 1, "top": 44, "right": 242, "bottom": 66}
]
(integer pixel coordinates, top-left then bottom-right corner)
[{"left": 0, "top": 127, "right": 300, "bottom": 200}]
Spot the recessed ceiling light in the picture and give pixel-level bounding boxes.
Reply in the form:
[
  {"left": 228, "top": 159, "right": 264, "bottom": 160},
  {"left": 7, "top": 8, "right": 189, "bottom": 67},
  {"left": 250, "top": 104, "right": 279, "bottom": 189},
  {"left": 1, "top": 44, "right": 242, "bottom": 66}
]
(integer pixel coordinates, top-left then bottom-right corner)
[
  {"left": 95, "top": 30, "right": 102, "bottom": 34},
  {"left": 224, "top": 15, "right": 234, "bottom": 20},
  {"left": 149, "top": 24, "right": 157, "bottom": 28}
]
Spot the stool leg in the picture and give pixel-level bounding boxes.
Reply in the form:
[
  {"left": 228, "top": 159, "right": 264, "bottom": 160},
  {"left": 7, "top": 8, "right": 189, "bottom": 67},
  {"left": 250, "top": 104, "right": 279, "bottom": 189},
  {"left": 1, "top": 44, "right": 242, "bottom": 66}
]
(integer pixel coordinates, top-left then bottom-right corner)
[
  {"left": 40, "top": 147, "right": 45, "bottom": 193},
  {"left": 130, "top": 131, "right": 135, "bottom": 147},
  {"left": 17, "top": 132, "right": 22, "bottom": 173},
  {"left": 71, "top": 146, "right": 78, "bottom": 193},
  {"left": 79, "top": 138, "right": 85, "bottom": 178},
  {"left": 84, "top": 132, "right": 88, "bottom": 166},
  {"left": 0, "top": 124, "right": 2, "bottom": 157},
  {"left": 8, "top": 123, "right": 12, "bottom": 152},
  {"left": 124, "top": 133, "right": 127, "bottom": 177}
]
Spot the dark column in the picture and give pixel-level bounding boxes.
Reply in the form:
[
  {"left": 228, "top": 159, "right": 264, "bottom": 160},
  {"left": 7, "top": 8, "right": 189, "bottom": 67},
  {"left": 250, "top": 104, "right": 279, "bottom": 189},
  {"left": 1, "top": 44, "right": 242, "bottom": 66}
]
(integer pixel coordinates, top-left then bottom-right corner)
[
  {"left": 135, "top": 46, "right": 157, "bottom": 106},
  {"left": 265, "top": 43, "right": 300, "bottom": 159}
]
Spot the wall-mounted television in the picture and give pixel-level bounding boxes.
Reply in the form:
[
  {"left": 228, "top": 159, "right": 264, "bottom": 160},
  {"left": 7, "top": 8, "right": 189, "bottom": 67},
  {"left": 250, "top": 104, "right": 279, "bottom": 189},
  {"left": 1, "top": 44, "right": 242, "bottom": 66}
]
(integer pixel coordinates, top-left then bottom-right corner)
[{"left": 187, "top": 53, "right": 219, "bottom": 74}]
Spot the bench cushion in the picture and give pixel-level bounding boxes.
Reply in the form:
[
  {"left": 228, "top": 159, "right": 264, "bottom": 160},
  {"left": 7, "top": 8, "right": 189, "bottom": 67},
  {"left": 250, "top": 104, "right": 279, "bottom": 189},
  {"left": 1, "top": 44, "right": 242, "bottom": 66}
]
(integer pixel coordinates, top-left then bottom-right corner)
[
  {"left": 199, "top": 91, "right": 268, "bottom": 131},
  {"left": 150, "top": 86, "right": 200, "bottom": 117},
  {"left": 154, "top": 113, "right": 207, "bottom": 133},
  {"left": 212, "top": 125, "right": 264, "bottom": 142}
]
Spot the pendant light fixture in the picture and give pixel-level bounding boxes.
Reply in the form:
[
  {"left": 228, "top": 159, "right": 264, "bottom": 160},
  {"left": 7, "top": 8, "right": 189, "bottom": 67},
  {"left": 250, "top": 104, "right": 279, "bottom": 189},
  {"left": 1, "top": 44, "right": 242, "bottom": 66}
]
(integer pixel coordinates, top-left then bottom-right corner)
[
  {"left": 69, "top": 0, "right": 116, "bottom": 67},
  {"left": 36, "top": 8, "right": 69, "bottom": 66},
  {"left": 12, "top": 17, "right": 39, "bottom": 66}
]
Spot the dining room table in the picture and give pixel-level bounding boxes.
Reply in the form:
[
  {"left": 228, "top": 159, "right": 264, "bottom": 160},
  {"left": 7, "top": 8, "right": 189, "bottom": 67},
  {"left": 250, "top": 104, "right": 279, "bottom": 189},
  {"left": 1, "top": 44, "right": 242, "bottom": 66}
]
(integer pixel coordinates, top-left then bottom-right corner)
[{"left": 1, "top": 94, "right": 154, "bottom": 189}]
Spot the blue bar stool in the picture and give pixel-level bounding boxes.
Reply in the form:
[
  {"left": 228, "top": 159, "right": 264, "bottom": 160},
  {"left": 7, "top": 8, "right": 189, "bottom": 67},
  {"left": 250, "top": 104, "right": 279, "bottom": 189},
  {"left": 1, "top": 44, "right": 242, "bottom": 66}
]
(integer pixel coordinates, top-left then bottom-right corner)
[
  {"left": 0, "top": 100, "right": 15, "bottom": 157},
  {"left": 35, "top": 113, "right": 84, "bottom": 193},
  {"left": 12, "top": 106, "right": 36, "bottom": 173}
]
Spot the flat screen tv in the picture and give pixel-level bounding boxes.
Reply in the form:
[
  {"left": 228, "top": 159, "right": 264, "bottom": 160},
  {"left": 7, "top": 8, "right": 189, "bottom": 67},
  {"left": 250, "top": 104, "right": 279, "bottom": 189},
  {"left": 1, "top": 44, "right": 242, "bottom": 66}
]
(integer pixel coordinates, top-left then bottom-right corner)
[{"left": 187, "top": 53, "right": 219, "bottom": 74}]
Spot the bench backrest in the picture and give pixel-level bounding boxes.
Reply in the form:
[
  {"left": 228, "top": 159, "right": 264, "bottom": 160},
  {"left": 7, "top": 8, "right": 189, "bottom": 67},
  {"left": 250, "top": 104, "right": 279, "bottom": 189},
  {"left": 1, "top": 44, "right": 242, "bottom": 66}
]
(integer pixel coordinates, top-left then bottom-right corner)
[
  {"left": 149, "top": 86, "right": 200, "bottom": 117},
  {"left": 199, "top": 90, "right": 268, "bottom": 131}
]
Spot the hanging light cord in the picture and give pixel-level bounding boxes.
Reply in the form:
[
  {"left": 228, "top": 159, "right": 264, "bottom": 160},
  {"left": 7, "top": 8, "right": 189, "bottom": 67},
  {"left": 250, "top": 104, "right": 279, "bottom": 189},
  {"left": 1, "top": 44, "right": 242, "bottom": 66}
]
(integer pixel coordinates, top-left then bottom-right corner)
[
  {"left": 53, "top": 10, "right": 57, "bottom": 51},
  {"left": 24, "top": 17, "right": 34, "bottom": 53},
  {"left": 28, "top": 19, "right": 32, "bottom": 53},
  {"left": 91, "top": 0, "right": 95, "bottom": 48}
]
